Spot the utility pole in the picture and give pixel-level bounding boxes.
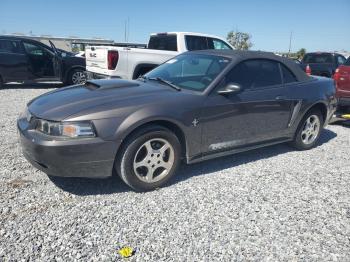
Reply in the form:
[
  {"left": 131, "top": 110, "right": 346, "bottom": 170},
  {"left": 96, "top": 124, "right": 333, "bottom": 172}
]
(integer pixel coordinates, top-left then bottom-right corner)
[
  {"left": 124, "top": 20, "right": 127, "bottom": 42},
  {"left": 288, "top": 31, "right": 293, "bottom": 57},
  {"left": 124, "top": 17, "right": 130, "bottom": 43},
  {"left": 127, "top": 17, "right": 130, "bottom": 43}
]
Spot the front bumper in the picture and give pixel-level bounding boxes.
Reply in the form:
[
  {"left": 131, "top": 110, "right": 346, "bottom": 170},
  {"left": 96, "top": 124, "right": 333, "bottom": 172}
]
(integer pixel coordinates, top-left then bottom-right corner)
[{"left": 17, "top": 118, "right": 117, "bottom": 178}]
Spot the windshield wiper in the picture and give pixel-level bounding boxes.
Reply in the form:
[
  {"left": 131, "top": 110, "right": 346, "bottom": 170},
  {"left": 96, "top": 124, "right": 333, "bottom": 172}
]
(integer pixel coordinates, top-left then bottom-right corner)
[{"left": 148, "top": 77, "right": 181, "bottom": 91}]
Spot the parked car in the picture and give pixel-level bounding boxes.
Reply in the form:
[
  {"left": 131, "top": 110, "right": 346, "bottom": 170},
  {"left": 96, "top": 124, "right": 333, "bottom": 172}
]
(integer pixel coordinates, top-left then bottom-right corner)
[
  {"left": 300, "top": 52, "right": 347, "bottom": 78},
  {"left": 85, "top": 32, "right": 233, "bottom": 80},
  {"left": 18, "top": 50, "right": 337, "bottom": 191},
  {"left": 334, "top": 57, "right": 350, "bottom": 109},
  {"left": 0, "top": 36, "right": 86, "bottom": 88}
]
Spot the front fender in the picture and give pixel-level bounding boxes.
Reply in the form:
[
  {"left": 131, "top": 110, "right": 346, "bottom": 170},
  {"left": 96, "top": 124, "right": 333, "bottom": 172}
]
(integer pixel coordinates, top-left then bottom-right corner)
[
  {"left": 114, "top": 107, "right": 188, "bottom": 142},
  {"left": 112, "top": 105, "right": 201, "bottom": 159}
]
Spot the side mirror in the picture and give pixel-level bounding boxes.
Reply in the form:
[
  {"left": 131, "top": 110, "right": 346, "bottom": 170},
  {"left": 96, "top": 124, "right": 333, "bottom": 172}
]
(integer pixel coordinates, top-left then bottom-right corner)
[{"left": 217, "top": 83, "right": 242, "bottom": 95}]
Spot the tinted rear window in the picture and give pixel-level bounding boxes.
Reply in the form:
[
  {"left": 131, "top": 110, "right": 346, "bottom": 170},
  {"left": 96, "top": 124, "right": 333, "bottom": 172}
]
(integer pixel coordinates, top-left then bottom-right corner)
[
  {"left": 148, "top": 35, "right": 177, "bottom": 51},
  {"left": 302, "top": 54, "right": 334, "bottom": 64},
  {"left": 0, "top": 40, "right": 22, "bottom": 54}
]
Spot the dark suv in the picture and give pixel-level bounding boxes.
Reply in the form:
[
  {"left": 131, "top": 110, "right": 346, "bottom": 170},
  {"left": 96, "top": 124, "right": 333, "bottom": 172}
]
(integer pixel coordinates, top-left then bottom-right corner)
[
  {"left": 300, "top": 52, "right": 347, "bottom": 78},
  {"left": 0, "top": 36, "right": 86, "bottom": 88}
]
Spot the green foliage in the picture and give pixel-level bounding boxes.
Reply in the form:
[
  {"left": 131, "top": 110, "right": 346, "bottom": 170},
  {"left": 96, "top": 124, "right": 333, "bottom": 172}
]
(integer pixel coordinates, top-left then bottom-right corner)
[
  {"left": 226, "top": 31, "right": 253, "bottom": 50},
  {"left": 296, "top": 48, "right": 306, "bottom": 59}
]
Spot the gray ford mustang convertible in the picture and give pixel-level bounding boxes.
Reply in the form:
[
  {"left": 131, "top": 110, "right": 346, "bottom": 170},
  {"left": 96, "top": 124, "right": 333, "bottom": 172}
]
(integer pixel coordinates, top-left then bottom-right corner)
[{"left": 18, "top": 50, "right": 337, "bottom": 191}]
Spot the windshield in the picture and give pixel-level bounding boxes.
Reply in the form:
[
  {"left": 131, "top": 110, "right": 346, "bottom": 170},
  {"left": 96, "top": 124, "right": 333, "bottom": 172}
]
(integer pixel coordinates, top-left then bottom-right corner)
[
  {"left": 302, "top": 53, "right": 334, "bottom": 64},
  {"left": 144, "top": 54, "right": 231, "bottom": 92}
]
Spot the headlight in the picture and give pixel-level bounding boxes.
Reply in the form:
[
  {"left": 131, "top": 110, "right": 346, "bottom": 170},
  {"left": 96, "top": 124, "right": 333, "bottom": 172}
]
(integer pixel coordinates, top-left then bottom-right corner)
[
  {"left": 36, "top": 120, "right": 96, "bottom": 138},
  {"left": 21, "top": 107, "right": 32, "bottom": 122}
]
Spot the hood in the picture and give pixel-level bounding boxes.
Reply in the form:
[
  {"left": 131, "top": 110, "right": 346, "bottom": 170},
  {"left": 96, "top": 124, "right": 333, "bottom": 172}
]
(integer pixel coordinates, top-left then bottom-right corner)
[
  {"left": 62, "top": 55, "right": 86, "bottom": 66},
  {"left": 28, "top": 79, "right": 183, "bottom": 121}
]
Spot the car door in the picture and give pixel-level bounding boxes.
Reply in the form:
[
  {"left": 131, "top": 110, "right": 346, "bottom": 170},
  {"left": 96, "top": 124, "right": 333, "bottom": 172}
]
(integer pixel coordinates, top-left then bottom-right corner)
[
  {"left": 200, "top": 59, "right": 294, "bottom": 155},
  {"left": 22, "top": 40, "right": 56, "bottom": 79},
  {"left": 0, "top": 39, "right": 29, "bottom": 81},
  {"left": 49, "top": 40, "right": 62, "bottom": 79}
]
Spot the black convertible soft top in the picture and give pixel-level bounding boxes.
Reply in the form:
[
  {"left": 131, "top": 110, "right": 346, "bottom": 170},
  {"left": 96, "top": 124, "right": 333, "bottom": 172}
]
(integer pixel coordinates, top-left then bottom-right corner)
[{"left": 191, "top": 49, "right": 311, "bottom": 82}]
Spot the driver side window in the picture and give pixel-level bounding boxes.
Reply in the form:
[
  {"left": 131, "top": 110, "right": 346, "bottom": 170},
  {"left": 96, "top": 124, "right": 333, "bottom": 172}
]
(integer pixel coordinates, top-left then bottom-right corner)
[
  {"left": 337, "top": 56, "right": 346, "bottom": 65},
  {"left": 23, "top": 42, "right": 51, "bottom": 56}
]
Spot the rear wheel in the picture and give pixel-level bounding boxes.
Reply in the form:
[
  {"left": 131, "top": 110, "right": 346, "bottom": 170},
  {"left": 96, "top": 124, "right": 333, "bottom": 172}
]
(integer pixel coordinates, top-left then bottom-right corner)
[
  {"left": 116, "top": 125, "right": 181, "bottom": 191},
  {"left": 291, "top": 109, "right": 324, "bottom": 150},
  {"left": 0, "top": 76, "right": 3, "bottom": 89}
]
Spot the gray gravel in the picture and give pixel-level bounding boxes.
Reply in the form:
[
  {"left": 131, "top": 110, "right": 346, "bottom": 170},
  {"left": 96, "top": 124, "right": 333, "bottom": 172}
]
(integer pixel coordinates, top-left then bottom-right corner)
[{"left": 1, "top": 83, "right": 350, "bottom": 261}]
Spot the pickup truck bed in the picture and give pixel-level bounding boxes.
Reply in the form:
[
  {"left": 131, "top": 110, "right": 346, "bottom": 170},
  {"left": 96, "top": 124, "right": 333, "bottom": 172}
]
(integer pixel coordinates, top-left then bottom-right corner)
[{"left": 86, "top": 32, "right": 233, "bottom": 80}]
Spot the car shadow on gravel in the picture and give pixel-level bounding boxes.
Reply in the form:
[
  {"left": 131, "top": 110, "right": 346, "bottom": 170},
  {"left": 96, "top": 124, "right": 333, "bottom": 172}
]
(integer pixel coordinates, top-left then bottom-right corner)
[
  {"left": 48, "top": 129, "right": 337, "bottom": 195},
  {"left": 170, "top": 128, "right": 337, "bottom": 185},
  {"left": 1, "top": 82, "right": 64, "bottom": 89},
  {"left": 48, "top": 171, "right": 130, "bottom": 196}
]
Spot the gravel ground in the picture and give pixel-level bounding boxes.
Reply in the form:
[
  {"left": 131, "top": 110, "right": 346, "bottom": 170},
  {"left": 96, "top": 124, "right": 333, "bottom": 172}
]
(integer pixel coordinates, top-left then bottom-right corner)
[{"left": 1, "top": 84, "right": 350, "bottom": 261}]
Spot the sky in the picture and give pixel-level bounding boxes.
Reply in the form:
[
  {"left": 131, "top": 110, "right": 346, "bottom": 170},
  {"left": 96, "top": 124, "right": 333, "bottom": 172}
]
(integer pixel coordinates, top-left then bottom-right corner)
[{"left": 1, "top": 0, "right": 349, "bottom": 52}]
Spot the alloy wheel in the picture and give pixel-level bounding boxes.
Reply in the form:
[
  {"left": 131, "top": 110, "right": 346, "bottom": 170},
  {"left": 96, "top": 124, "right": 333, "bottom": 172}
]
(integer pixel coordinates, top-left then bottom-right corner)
[
  {"left": 301, "top": 114, "right": 320, "bottom": 145},
  {"left": 133, "top": 138, "right": 175, "bottom": 183},
  {"left": 72, "top": 71, "right": 87, "bottom": 84}
]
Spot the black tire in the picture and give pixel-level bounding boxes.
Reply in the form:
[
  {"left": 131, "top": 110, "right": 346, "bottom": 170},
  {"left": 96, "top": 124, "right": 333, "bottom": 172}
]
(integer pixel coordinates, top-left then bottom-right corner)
[
  {"left": 0, "top": 76, "right": 3, "bottom": 89},
  {"left": 290, "top": 109, "right": 324, "bottom": 150},
  {"left": 65, "top": 68, "right": 86, "bottom": 85},
  {"left": 116, "top": 125, "right": 182, "bottom": 191}
]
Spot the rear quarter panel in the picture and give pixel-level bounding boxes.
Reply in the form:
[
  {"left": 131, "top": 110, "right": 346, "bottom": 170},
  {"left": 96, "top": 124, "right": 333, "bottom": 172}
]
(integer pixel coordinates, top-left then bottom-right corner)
[
  {"left": 86, "top": 46, "right": 129, "bottom": 78},
  {"left": 0, "top": 52, "right": 29, "bottom": 82},
  {"left": 288, "top": 76, "right": 336, "bottom": 132},
  {"left": 86, "top": 46, "right": 178, "bottom": 79}
]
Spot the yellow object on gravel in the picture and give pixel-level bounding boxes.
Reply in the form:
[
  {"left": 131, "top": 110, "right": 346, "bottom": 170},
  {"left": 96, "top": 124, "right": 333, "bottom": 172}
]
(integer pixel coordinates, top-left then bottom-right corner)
[
  {"left": 341, "top": 114, "right": 350, "bottom": 119},
  {"left": 118, "top": 246, "right": 134, "bottom": 258}
]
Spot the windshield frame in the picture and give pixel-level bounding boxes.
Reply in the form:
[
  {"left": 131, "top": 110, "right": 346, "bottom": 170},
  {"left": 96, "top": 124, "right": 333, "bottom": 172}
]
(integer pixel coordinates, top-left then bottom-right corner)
[
  {"left": 143, "top": 53, "right": 232, "bottom": 93},
  {"left": 345, "top": 57, "right": 350, "bottom": 66}
]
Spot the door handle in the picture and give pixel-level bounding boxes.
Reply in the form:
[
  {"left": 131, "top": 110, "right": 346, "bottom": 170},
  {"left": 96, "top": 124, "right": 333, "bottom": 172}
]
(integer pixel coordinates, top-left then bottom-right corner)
[{"left": 275, "top": 96, "right": 286, "bottom": 100}]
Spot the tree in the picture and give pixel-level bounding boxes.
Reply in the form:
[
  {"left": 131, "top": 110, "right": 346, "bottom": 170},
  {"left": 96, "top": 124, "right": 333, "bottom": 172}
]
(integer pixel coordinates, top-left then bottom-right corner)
[
  {"left": 296, "top": 48, "right": 306, "bottom": 59},
  {"left": 226, "top": 30, "right": 253, "bottom": 50}
]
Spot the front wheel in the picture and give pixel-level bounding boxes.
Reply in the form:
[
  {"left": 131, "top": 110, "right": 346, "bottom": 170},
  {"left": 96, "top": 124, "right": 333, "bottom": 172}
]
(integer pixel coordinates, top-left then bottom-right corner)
[
  {"left": 66, "top": 68, "right": 87, "bottom": 85},
  {"left": 290, "top": 110, "right": 324, "bottom": 150},
  {"left": 116, "top": 125, "right": 181, "bottom": 191}
]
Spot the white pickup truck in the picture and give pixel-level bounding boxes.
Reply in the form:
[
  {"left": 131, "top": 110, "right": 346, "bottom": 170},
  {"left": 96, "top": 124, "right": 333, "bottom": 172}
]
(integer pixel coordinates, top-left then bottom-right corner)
[{"left": 85, "top": 32, "right": 233, "bottom": 80}]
